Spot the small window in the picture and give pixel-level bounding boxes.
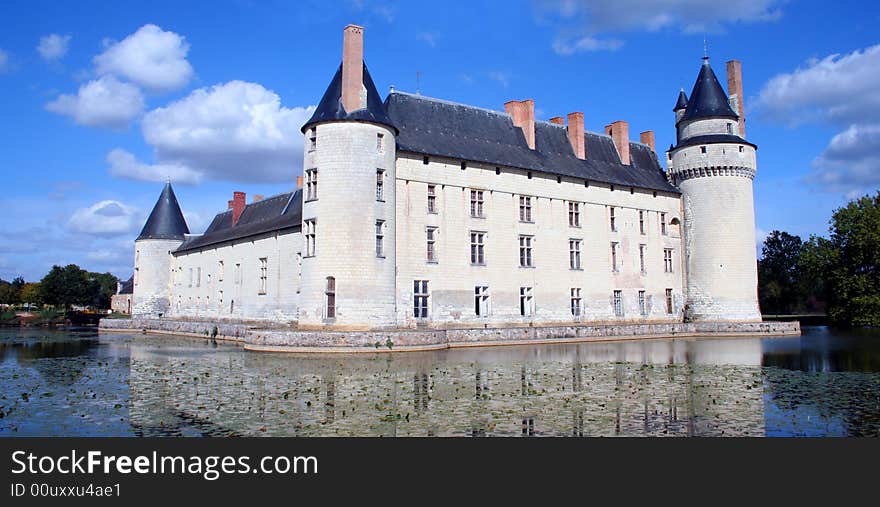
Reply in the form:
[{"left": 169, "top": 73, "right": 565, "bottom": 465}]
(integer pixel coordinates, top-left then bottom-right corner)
[
  {"left": 611, "top": 242, "right": 619, "bottom": 272},
  {"left": 613, "top": 290, "right": 623, "bottom": 317},
  {"left": 639, "top": 244, "right": 647, "bottom": 274},
  {"left": 519, "top": 287, "right": 534, "bottom": 316},
  {"left": 304, "top": 219, "right": 317, "bottom": 257},
  {"left": 470, "top": 190, "right": 484, "bottom": 218},
  {"left": 557, "top": 176, "right": 562, "bottom": 184},
  {"left": 664, "top": 248, "right": 674, "bottom": 273},
  {"left": 495, "top": 167, "right": 501, "bottom": 175},
  {"left": 413, "top": 280, "right": 429, "bottom": 318},
  {"left": 609, "top": 207, "right": 617, "bottom": 231},
  {"left": 196, "top": 267, "right": 201, "bottom": 287},
  {"left": 660, "top": 213, "right": 668, "bottom": 235},
  {"left": 474, "top": 286, "right": 489, "bottom": 316},
  {"left": 568, "top": 202, "right": 580, "bottom": 227},
  {"left": 700, "top": 146, "right": 707, "bottom": 154},
  {"left": 570, "top": 288, "right": 582, "bottom": 317},
  {"left": 665, "top": 288, "right": 674, "bottom": 314},
  {"left": 639, "top": 290, "right": 647, "bottom": 316},
  {"left": 461, "top": 161, "right": 467, "bottom": 171},
  {"left": 325, "top": 277, "right": 336, "bottom": 319},
  {"left": 639, "top": 210, "right": 645, "bottom": 234},
  {"left": 470, "top": 231, "right": 485, "bottom": 265},
  {"left": 569, "top": 239, "right": 581, "bottom": 270},
  {"left": 377, "top": 133, "right": 385, "bottom": 153},
  {"left": 376, "top": 169, "right": 385, "bottom": 201},
  {"left": 258, "top": 257, "right": 268, "bottom": 295},
  {"left": 234, "top": 263, "right": 241, "bottom": 285},
  {"left": 306, "top": 168, "right": 318, "bottom": 201},
  {"left": 426, "top": 227, "right": 437, "bottom": 263},
  {"left": 739, "top": 146, "right": 744, "bottom": 153},
  {"left": 308, "top": 128, "right": 316, "bottom": 152},
  {"left": 519, "top": 235, "right": 533, "bottom": 268},
  {"left": 218, "top": 260, "right": 224, "bottom": 282},
  {"left": 375, "top": 220, "right": 385, "bottom": 257},
  {"left": 423, "top": 155, "right": 429, "bottom": 165},
  {"left": 519, "top": 196, "right": 533, "bottom": 222},
  {"left": 427, "top": 184, "right": 437, "bottom": 213},
  {"left": 727, "top": 123, "right": 733, "bottom": 134}
]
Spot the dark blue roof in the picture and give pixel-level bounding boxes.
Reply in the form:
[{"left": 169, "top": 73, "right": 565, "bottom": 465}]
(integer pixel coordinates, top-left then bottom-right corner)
[
  {"left": 674, "top": 89, "right": 688, "bottom": 111},
  {"left": 137, "top": 182, "right": 189, "bottom": 241},
  {"left": 385, "top": 92, "right": 678, "bottom": 193},
  {"left": 679, "top": 58, "right": 738, "bottom": 123},
  {"left": 174, "top": 190, "right": 302, "bottom": 253},
  {"left": 301, "top": 62, "right": 396, "bottom": 134}
]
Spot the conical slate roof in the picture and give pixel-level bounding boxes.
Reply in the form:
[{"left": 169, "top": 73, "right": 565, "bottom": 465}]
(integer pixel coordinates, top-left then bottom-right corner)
[
  {"left": 136, "top": 182, "right": 189, "bottom": 241},
  {"left": 679, "top": 58, "right": 738, "bottom": 123},
  {"left": 673, "top": 89, "right": 688, "bottom": 111},
  {"left": 301, "top": 62, "right": 397, "bottom": 134}
]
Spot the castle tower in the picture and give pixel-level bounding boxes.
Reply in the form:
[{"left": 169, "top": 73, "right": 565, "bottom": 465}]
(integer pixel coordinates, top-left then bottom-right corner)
[
  {"left": 132, "top": 182, "right": 189, "bottom": 318},
  {"left": 298, "top": 25, "right": 398, "bottom": 329},
  {"left": 667, "top": 57, "right": 761, "bottom": 322}
]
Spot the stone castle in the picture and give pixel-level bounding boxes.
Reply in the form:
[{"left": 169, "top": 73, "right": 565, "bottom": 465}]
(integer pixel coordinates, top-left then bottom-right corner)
[{"left": 128, "top": 24, "right": 763, "bottom": 333}]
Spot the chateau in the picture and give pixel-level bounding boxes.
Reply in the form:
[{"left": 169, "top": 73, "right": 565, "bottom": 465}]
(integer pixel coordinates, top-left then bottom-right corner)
[{"left": 128, "top": 24, "right": 763, "bottom": 333}]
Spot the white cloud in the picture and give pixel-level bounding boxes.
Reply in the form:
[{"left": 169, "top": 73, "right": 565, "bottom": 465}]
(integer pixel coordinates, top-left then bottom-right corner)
[
  {"left": 0, "top": 49, "right": 10, "bottom": 73},
  {"left": 37, "top": 34, "right": 72, "bottom": 62},
  {"left": 94, "top": 24, "right": 193, "bottom": 92},
  {"left": 755, "top": 45, "right": 880, "bottom": 197},
  {"left": 46, "top": 75, "right": 144, "bottom": 129},
  {"left": 107, "top": 148, "right": 202, "bottom": 185},
  {"left": 487, "top": 71, "right": 511, "bottom": 88},
  {"left": 416, "top": 32, "right": 437, "bottom": 47},
  {"left": 540, "top": 0, "right": 784, "bottom": 54},
  {"left": 67, "top": 200, "right": 141, "bottom": 236},
  {"left": 110, "top": 80, "right": 314, "bottom": 184}
]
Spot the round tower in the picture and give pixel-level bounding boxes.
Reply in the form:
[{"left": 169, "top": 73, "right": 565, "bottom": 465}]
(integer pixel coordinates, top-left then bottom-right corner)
[
  {"left": 298, "top": 25, "right": 398, "bottom": 329},
  {"left": 132, "top": 182, "right": 189, "bottom": 318},
  {"left": 667, "top": 57, "right": 761, "bottom": 322}
]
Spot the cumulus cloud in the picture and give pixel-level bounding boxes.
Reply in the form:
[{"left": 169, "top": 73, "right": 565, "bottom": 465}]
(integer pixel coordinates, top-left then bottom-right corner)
[
  {"left": 755, "top": 45, "right": 880, "bottom": 197},
  {"left": 37, "top": 34, "right": 72, "bottom": 62},
  {"left": 46, "top": 75, "right": 144, "bottom": 129},
  {"left": 539, "top": 0, "right": 784, "bottom": 54},
  {"left": 67, "top": 200, "right": 142, "bottom": 236},
  {"left": 109, "top": 80, "right": 314, "bottom": 184},
  {"left": 94, "top": 24, "right": 193, "bottom": 92},
  {"left": 416, "top": 32, "right": 437, "bottom": 47}
]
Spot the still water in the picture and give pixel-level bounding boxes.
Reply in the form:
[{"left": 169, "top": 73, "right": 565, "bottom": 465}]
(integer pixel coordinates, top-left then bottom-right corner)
[{"left": 1, "top": 326, "right": 878, "bottom": 437}]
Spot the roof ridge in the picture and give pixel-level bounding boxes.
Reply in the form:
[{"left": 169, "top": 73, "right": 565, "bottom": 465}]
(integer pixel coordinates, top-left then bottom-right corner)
[{"left": 389, "top": 91, "right": 511, "bottom": 119}]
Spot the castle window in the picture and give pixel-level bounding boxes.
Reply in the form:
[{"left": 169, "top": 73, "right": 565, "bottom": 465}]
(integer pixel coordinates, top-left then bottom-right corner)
[
  {"left": 306, "top": 168, "right": 318, "bottom": 201},
  {"left": 413, "top": 280, "right": 429, "bottom": 319},
  {"left": 423, "top": 156, "right": 429, "bottom": 165},
  {"left": 308, "top": 128, "right": 316, "bottom": 152},
  {"left": 304, "top": 219, "right": 317, "bottom": 257},
  {"left": 234, "top": 263, "right": 241, "bottom": 285},
  {"left": 519, "top": 235, "right": 533, "bottom": 268},
  {"left": 639, "top": 290, "right": 647, "bottom": 316},
  {"left": 377, "top": 133, "right": 385, "bottom": 153},
  {"left": 188, "top": 268, "right": 193, "bottom": 288},
  {"left": 660, "top": 213, "right": 668, "bottom": 235},
  {"left": 470, "top": 190, "right": 484, "bottom": 218},
  {"left": 611, "top": 242, "right": 619, "bottom": 272},
  {"left": 519, "top": 196, "right": 533, "bottom": 223},
  {"left": 196, "top": 267, "right": 201, "bottom": 287},
  {"left": 557, "top": 176, "right": 562, "bottom": 184},
  {"left": 568, "top": 202, "right": 580, "bottom": 227},
  {"left": 325, "top": 277, "right": 336, "bottom": 319},
  {"left": 470, "top": 231, "right": 485, "bottom": 265},
  {"left": 495, "top": 167, "right": 501, "bottom": 175},
  {"left": 519, "top": 287, "right": 534, "bottom": 316},
  {"left": 426, "top": 227, "right": 437, "bottom": 263},
  {"left": 613, "top": 290, "right": 623, "bottom": 317},
  {"left": 639, "top": 244, "right": 647, "bottom": 274},
  {"left": 427, "top": 184, "right": 437, "bottom": 213},
  {"left": 700, "top": 146, "right": 707, "bottom": 154},
  {"left": 376, "top": 220, "right": 385, "bottom": 257},
  {"left": 258, "top": 257, "right": 267, "bottom": 295},
  {"left": 739, "top": 146, "right": 744, "bottom": 153},
  {"left": 376, "top": 170, "right": 385, "bottom": 201},
  {"left": 665, "top": 289, "right": 674, "bottom": 314},
  {"left": 570, "top": 288, "right": 582, "bottom": 317},
  {"left": 569, "top": 239, "right": 581, "bottom": 270},
  {"left": 639, "top": 210, "right": 645, "bottom": 234},
  {"left": 218, "top": 260, "right": 224, "bottom": 282},
  {"left": 609, "top": 207, "right": 617, "bottom": 231},
  {"left": 461, "top": 161, "right": 467, "bottom": 171},
  {"left": 527, "top": 171, "right": 532, "bottom": 179},
  {"left": 474, "top": 286, "right": 490, "bottom": 316},
  {"left": 727, "top": 123, "right": 733, "bottom": 134},
  {"left": 664, "top": 249, "right": 674, "bottom": 273}
]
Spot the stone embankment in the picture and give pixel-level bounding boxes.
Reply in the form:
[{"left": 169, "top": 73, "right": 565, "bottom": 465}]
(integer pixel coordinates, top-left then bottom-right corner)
[{"left": 100, "top": 318, "right": 800, "bottom": 353}]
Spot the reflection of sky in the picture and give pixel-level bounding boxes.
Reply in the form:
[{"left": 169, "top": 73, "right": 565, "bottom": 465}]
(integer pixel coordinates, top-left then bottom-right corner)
[{"left": 763, "top": 392, "right": 848, "bottom": 437}]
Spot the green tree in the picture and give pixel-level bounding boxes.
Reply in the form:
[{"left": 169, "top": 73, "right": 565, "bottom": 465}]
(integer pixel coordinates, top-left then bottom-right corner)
[
  {"left": 758, "top": 230, "right": 804, "bottom": 314},
  {"left": 797, "top": 235, "right": 835, "bottom": 313},
  {"left": 824, "top": 192, "right": 880, "bottom": 326},
  {"left": 39, "top": 264, "right": 93, "bottom": 308},
  {"left": 19, "top": 282, "right": 43, "bottom": 308},
  {"left": 90, "top": 272, "right": 119, "bottom": 309}
]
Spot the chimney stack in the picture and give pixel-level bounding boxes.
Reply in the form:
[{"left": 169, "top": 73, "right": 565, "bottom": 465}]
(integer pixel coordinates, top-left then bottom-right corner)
[
  {"left": 504, "top": 99, "right": 536, "bottom": 150},
  {"left": 549, "top": 116, "right": 564, "bottom": 126},
  {"left": 639, "top": 130, "right": 655, "bottom": 153},
  {"left": 229, "top": 191, "right": 246, "bottom": 226},
  {"left": 726, "top": 60, "right": 745, "bottom": 138},
  {"left": 567, "top": 112, "right": 585, "bottom": 160},
  {"left": 342, "top": 24, "right": 365, "bottom": 113},
  {"left": 605, "top": 120, "right": 630, "bottom": 165},
  {"left": 296, "top": 175, "right": 304, "bottom": 189}
]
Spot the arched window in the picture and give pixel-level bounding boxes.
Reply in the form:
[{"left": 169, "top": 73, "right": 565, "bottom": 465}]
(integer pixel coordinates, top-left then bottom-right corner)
[{"left": 325, "top": 277, "right": 336, "bottom": 319}]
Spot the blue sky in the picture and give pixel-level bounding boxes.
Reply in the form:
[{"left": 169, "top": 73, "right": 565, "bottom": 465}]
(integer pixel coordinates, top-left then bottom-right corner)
[{"left": 1, "top": 0, "right": 878, "bottom": 281}]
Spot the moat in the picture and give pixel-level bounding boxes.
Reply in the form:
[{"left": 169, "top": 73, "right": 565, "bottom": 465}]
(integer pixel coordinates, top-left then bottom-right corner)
[{"left": 1, "top": 326, "right": 878, "bottom": 437}]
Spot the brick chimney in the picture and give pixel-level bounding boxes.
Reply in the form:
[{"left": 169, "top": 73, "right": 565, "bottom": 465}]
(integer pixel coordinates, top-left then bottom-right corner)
[
  {"left": 567, "top": 112, "right": 585, "bottom": 160},
  {"left": 639, "top": 130, "right": 655, "bottom": 152},
  {"left": 549, "top": 116, "right": 564, "bottom": 126},
  {"left": 296, "top": 175, "right": 303, "bottom": 189},
  {"left": 342, "top": 24, "right": 365, "bottom": 113},
  {"left": 726, "top": 60, "right": 745, "bottom": 138},
  {"left": 229, "top": 191, "right": 246, "bottom": 226},
  {"left": 605, "top": 120, "right": 630, "bottom": 165},
  {"left": 504, "top": 99, "right": 536, "bottom": 150}
]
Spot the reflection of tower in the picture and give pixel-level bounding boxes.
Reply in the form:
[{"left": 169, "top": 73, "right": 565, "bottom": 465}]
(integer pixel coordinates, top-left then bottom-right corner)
[
  {"left": 667, "top": 57, "right": 761, "bottom": 322},
  {"left": 132, "top": 182, "right": 188, "bottom": 317}
]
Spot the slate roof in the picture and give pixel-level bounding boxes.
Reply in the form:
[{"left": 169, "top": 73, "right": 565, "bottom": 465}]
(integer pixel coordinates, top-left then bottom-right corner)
[
  {"left": 674, "top": 89, "right": 688, "bottom": 111},
  {"left": 174, "top": 190, "right": 303, "bottom": 254},
  {"left": 301, "top": 62, "right": 397, "bottom": 134},
  {"left": 118, "top": 276, "right": 133, "bottom": 295},
  {"left": 137, "top": 182, "right": 190, "bottom": 241},
  {"left": 672, "top": 134, "right": 756, "bottom": 151},
  {"left": 385, "top": 92, "right": 678, "bottom": 193},
  {"left": 679, "top": 58, "right": 738, "bottom": 124}
]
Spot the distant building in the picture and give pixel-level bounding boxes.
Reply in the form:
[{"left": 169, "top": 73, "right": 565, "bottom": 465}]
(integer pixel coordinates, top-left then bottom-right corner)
[
  {"left": 111, "top": 276, "right": 133, "bottom": 315},
  {"left": 131, "top": 24, "right": 760, "bottom": 329}
]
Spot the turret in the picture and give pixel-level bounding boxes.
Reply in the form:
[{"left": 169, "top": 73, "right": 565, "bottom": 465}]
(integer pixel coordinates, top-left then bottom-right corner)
[
  {"left": 667, "top": 57, "right": 761, "bottom": 322},
  {"left": 673, "top": 89, "right": 688, "bottom": 130},
  {"left": 132, "top": 182, "right": 189, "bottom": 317},
  {"left": 298, "top": 24, "right": 398, "bottom": 329}
]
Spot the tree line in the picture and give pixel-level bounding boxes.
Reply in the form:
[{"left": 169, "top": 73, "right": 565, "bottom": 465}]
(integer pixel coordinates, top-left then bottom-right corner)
[
  {"left": 0, "top": 264, "right": 118, "bottom": 310},
  {"left": 758, "top": 191, "right": 880, "bottom": 326}
]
